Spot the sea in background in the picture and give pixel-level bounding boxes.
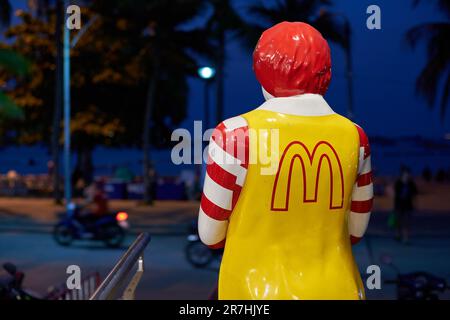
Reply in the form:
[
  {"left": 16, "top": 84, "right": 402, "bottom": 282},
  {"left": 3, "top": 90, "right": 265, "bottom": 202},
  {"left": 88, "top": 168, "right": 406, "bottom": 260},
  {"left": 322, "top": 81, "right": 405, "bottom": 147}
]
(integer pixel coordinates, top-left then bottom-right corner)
[{"left": 1, "top": 136, "right": 449, "bottom": 178}]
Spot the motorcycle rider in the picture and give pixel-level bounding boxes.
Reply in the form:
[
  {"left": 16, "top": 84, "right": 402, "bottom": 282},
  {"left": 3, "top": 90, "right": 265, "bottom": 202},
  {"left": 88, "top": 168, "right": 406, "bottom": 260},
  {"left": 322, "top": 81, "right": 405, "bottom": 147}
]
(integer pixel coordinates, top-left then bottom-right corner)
[{"left": 82, "top": 179, "right": 109, "bottom": 217}]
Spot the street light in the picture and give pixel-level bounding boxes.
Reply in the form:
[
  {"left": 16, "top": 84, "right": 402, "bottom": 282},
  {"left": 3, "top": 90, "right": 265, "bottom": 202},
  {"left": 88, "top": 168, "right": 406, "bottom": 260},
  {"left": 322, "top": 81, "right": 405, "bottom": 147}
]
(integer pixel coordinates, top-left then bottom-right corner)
[
  {"left": 63, "top": 0, "right": 71, "bottom": 207},
  {"left": 198, "top": 67, "right": 216, "bottom": 81},
  {"left": 197, "top": 66, "right": 216, "bottom": 130},
  {"left": 198, "top": 66, "right": 216, "bottom": 190},
  {"left": 63, "top": 7, "right": 98, "bottom": 208}
]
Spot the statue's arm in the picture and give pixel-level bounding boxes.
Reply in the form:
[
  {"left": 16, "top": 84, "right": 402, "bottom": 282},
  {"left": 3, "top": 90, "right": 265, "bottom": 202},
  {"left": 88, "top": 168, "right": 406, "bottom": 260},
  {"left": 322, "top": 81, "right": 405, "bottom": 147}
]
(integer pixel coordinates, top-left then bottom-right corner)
[
  {"left": 349, "top": 124, "right": 374, "bottom": 245},
  {"left": 198, "top": 116, "right": 249, "bottom": 249}
]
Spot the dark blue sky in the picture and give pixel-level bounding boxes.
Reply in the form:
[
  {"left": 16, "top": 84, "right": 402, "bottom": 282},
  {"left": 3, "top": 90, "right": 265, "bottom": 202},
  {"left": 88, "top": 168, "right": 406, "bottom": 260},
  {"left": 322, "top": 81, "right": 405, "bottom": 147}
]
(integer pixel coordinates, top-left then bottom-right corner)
[
  {"left": 186, "top": 0, "right": 449, "bottom": 139},
  {"left": 7, "top": 0, "right": 450, "bottom": 139}
]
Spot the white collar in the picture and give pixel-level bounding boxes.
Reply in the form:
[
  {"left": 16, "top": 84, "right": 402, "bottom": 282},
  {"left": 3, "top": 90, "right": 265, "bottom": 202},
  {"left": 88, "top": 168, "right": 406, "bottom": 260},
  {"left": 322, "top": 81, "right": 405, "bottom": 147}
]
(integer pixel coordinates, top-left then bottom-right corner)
[{"left": 257, "top": 89, "right": 335, "bottom": 116}]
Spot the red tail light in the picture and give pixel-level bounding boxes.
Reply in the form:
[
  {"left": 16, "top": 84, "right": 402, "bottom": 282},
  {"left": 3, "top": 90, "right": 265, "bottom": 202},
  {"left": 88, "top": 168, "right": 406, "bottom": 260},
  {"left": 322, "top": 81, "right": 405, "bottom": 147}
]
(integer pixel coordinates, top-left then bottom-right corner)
[{"left": 116, "top": 212, "right": 128, "bottom": 222}]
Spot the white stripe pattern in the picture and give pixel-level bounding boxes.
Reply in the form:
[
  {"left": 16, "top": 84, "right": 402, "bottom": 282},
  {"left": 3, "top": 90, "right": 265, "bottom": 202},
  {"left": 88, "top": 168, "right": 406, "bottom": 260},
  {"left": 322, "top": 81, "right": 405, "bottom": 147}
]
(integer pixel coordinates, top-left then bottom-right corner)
[
  {"left": 203, "top": 173, "right": 233, "bottom": 210},
  {"left": 349, "top": 124, "right": 373, "bottom": 244},
  {"left": 358, "top": 147, "right": 365, "bottom": 174},
  {"left": 351, "top": 183, "right": 374, "bottom": 202},
  {"left": 198, "top": 116, "right": 250, "bottom": 248},
  {"left": 222, "top": 116, "right": 248, "bottom": 130},
  {"left": 198, "top": 208, "right": 228, "bottom": 245},
  {"left": 349, "top": 212, "right": 371, "bottom": 238},
  {"left": 360, "top": 156, "right": 372, "bottom": 175},
  {"left": 208, "top": 139, "right": 247, "bottom": 186}
]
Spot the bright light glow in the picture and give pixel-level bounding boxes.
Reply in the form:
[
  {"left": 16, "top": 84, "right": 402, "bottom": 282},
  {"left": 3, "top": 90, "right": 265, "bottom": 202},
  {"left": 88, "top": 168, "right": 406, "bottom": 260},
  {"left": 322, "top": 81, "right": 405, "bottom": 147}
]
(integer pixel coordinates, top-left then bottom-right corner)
[
  {"left": 198, "top": 66, "right": 216, "bottom": 80},
  {"left": 116, "top": 212, "right": 128, "bottom": 221}
]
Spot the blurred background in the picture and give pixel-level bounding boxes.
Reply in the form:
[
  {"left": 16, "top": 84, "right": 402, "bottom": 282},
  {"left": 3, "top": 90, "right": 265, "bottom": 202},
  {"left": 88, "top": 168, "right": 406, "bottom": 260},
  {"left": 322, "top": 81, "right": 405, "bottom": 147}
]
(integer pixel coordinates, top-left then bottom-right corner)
[{"left": 0, "top": 0, "right": 449, "bottom": 300}]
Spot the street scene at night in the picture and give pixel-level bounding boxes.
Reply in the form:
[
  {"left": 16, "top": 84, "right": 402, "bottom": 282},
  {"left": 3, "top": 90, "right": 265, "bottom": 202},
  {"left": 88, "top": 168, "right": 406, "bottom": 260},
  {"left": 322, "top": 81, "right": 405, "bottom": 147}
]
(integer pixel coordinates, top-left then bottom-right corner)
[
  {"left": 0, "top": 0, "right": 449, "bottom": 311},
  {"left": 2, "top": 205, "right": 450, "bottom": 300}
]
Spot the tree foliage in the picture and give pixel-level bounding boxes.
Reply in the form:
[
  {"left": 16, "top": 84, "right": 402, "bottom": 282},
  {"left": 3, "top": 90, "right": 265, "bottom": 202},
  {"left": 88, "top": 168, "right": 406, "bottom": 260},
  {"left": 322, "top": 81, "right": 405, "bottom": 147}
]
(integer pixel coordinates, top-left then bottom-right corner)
[
  {"left": 245, "top": 0, "right": 349, "bottom": 50},
  {"left": 407, "top": 0, "right": 450, "bottom": 118},
  {"left": 0, "top": 1, "right": 211, "bottom": 149}
]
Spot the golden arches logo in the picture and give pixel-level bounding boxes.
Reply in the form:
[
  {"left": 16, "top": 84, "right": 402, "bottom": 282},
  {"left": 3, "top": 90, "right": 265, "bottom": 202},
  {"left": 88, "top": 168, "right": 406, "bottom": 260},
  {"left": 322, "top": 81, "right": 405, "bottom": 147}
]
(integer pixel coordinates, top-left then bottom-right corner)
[{"left": 270, "top": 141, "right": 345, "bottom": 211}]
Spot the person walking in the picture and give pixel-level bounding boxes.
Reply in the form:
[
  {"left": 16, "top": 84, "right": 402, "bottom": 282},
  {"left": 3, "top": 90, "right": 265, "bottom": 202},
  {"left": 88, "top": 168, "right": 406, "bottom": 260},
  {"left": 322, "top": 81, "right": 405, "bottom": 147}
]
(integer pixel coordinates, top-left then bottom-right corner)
[{"left": 394, "top": 167, "right": 417, "bottom": 244}]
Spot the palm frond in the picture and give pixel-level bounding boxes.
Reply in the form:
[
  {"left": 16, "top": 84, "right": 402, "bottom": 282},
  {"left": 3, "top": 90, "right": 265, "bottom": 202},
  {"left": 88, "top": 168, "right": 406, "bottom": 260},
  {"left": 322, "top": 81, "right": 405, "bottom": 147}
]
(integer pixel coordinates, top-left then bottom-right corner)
[
  {"left": 416, "top": 56, "right": 447, "bottom": 107},
  {"left": 313, "top": 9, "right": 350, "bottom": 49},
  {"left": 171, "top": 29, "right": 216, "bottom": 60},
  {"left": 406, "top": 22, "right": 450, "bottom": 49},
  {"left": 207, "top": 0, "right": 247, "bottom": 33},
  {"left": 234, "top": 22, "right": 265, "bottom": 52},
  {"left": 406, "top": 22, "right": 450, "bottom": 114},
  {"left": 247, "top": 4, "right": 282, "bottom": 25},
  {"left": 246, "top": 0, "right": 349, "bottom": 49}
]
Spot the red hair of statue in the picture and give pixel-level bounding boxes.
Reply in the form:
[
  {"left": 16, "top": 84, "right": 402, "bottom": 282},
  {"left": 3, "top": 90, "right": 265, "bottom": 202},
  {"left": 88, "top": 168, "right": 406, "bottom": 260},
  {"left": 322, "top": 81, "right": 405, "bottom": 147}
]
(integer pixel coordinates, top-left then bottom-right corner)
[{"left": 253, "top": 21, "right": 332, "bottom": 97}]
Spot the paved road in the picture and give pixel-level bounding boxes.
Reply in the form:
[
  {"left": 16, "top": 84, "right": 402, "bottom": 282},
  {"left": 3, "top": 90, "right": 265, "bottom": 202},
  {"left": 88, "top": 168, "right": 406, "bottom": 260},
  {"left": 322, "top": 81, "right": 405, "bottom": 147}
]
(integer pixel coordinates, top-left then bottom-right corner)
[
  {"left": 1, "top": 231, "right": 450, "bottom": 300},
  {"left": 0, "top": 232, "right": 218, "bottom": 300}
]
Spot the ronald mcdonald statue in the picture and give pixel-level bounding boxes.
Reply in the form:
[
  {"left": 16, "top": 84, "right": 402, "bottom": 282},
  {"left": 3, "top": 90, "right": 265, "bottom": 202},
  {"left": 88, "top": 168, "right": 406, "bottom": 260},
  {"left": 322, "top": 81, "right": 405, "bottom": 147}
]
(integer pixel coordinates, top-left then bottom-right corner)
[{"left": 198, "top": 21, "right": 373, "bottom": 300}]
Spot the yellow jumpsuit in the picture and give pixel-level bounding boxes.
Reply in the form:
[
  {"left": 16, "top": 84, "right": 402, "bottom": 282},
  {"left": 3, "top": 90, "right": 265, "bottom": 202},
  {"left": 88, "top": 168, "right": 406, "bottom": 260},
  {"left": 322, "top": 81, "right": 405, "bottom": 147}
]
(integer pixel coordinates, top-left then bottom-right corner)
[{"left": 218, "top": 109, "right": 364, "bottom": 300}]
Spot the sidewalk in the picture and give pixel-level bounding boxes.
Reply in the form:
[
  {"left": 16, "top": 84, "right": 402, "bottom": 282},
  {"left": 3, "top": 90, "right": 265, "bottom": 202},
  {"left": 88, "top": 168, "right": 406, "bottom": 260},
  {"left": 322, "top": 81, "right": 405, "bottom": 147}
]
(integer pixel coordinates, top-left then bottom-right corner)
[
  {"left": 1, "top": 196, "right": 450, "bottom": 237},
  {"left": 0, "top": 198, "right": 199, "bottom": 234}
]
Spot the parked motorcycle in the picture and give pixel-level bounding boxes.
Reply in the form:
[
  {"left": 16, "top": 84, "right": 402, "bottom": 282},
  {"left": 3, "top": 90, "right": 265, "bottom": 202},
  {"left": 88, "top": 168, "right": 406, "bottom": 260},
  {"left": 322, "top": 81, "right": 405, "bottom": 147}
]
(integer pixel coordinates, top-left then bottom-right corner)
[
  {"left": 0, "top": 263, "right": 42, "bottom": 300},
  {"left": 185, "top": 221, "right": 222, "bottom": 268},
  {"left": 53, "top": 204, "right": 129, "bottom": 248},
  {"left": 382, "top": 254, "right": 449, "bottom": 300}
]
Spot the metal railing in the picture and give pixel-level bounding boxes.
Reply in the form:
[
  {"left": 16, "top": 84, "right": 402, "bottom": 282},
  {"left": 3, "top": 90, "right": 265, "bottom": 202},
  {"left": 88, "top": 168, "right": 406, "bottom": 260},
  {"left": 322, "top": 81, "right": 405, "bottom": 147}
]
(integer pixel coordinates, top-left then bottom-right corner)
[{"left": 90, "top": 233, "right": 151, "bottom": 300}]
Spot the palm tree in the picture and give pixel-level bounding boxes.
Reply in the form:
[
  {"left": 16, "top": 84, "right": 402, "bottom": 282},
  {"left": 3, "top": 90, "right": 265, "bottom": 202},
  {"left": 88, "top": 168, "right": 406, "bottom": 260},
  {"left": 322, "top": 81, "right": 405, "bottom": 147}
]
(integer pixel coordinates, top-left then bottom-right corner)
[
  {"left": 246, "top": 0, "right": 348, "bottom": 44},
  {"left": 205, "top": 0, "right": 248, "bottom": 124},
  {"left": 407, "top": 0, "right": 450, "bottom": 119},
  {"left": 98, "top": 0, "right": 213, "bottom": 204},
  {"left": 141, "top": 1, "right": 213, "bottom": 204}
]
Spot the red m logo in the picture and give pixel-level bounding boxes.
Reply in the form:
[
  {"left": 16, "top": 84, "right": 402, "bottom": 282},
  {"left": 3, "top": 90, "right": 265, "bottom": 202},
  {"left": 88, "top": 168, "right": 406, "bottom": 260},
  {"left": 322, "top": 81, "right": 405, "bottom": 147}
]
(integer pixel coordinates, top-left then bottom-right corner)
[{"left": 271, "top": 141, "right": 345, "bottom": 211}]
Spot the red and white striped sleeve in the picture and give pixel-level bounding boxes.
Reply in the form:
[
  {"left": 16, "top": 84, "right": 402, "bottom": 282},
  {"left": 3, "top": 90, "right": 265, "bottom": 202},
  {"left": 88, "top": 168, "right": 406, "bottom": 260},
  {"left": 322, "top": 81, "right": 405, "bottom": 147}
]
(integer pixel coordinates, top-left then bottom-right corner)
[
  {"left": 349, "top": 124, "right": 374, "bottom": 245},
  {"left": 198, "top": 116, "right": 249, "bottom": 249}
]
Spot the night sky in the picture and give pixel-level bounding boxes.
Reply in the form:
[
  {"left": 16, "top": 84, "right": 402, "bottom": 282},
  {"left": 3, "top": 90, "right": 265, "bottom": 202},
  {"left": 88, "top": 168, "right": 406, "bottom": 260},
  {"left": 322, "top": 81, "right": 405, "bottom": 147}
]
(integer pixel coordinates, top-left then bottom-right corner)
[
  {"left": 186, "top": 0, "right": 449, "bottom": 139},
  {"left": 7, "top": 0, "right": 450, "bottom": 139}
]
